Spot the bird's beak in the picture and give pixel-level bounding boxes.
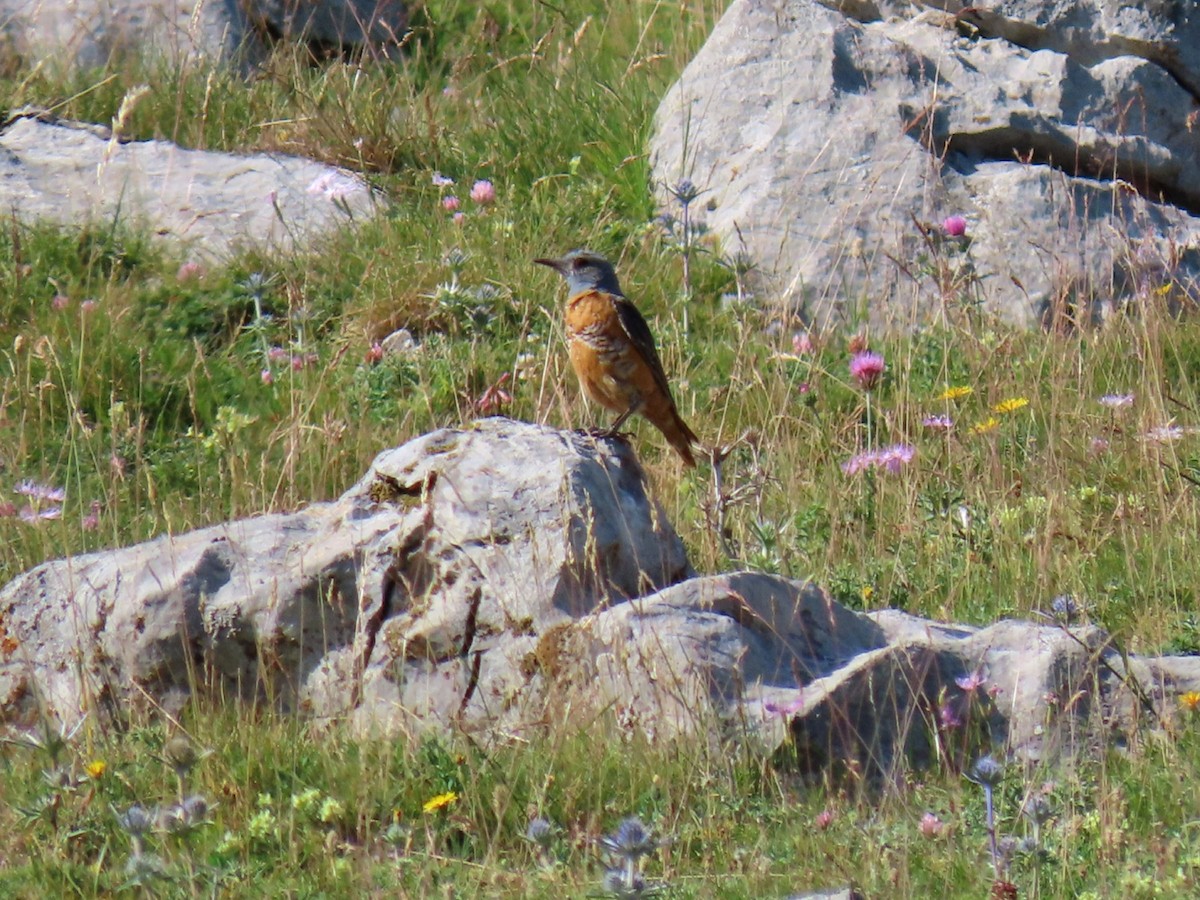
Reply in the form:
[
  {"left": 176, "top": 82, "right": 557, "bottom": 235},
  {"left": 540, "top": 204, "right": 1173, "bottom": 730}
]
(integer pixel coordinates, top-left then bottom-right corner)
[{"left": 533, "top": 257, "right": 563, "bottom": 273}]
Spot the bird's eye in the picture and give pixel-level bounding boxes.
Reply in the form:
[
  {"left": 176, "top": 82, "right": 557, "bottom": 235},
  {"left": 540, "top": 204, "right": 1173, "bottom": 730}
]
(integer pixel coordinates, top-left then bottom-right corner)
[{"left": 571, "top": 257, "right": 587, "bottom": 270}]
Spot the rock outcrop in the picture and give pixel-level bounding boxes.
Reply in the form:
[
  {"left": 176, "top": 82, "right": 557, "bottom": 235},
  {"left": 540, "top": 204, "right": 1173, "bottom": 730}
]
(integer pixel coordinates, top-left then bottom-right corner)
[
  {"left": 0, "top": 0, "right": 408, "bottom": 72},
  {"left": 3, "top": 417, "right": 1199, "bottom": 774},
  {"left": 650, "top": 0, "right": 1200, "bottom": 330},
  {"left": 0, "top": 110, "right": 380, "bottom": 260}
]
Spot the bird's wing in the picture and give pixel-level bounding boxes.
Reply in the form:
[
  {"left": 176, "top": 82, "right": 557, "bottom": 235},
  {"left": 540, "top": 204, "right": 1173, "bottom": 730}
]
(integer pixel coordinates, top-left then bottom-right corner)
[{"left": 613, "top": 294, "right": 675, "bottom": 402}]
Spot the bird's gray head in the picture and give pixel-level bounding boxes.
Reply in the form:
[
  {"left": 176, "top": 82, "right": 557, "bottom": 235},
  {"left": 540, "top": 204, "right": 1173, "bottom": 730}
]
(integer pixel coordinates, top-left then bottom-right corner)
[{"left": 534, "top": 250, "right": 624, "bottom": 296}]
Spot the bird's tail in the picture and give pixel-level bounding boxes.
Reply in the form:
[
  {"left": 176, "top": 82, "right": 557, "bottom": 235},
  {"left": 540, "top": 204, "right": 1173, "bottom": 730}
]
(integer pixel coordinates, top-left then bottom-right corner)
[{"left": 662, "top": 408, "right": 701, "bottom": 468}]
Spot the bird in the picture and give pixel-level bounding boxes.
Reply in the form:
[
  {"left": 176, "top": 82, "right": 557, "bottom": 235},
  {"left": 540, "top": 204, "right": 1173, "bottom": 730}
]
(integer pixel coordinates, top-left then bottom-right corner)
[{"left": 534, "top": 250, "right": 700, "bottom": 467}]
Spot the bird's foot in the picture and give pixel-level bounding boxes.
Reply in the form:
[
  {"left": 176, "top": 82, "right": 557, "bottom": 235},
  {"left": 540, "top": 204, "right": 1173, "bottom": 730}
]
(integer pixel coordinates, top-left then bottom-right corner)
[{"left": 578, "top": 427, "right": 632, "bottom": 445}]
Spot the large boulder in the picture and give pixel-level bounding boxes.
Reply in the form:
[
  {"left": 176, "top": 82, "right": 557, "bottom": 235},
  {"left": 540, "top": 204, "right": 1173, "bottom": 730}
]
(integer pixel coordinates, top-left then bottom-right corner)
[
  {"left": 650, "top": 0, "right": 1200, "bottom": 330},
  {"left": 0, "top": 0, "right": 407, "bottom": 72},
  {"left": 0, "top": 110, "right": 381, "bottom": 260},
  {"left": 0, "top": 419, "right": 691, "bottom": 733},
  {"left": 2, "top": 417, "right": 1198, "bottom": 773}
]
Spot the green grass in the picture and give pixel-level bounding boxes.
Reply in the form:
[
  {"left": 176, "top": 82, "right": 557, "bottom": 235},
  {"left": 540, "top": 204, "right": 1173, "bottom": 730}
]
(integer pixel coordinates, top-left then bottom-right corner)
[{"left": 4, "top": 1, "right": 1200, "bottom": 895}]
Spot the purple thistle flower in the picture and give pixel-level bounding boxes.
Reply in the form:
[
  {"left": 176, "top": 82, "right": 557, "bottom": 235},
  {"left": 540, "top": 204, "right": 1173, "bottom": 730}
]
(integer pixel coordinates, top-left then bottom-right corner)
[
  {"left": 942, "top": 215, "right": 968, "bottom": 237},
  {"left": 431, "top": 172, "right": 455, "bottom": 187},
  {"left": 20, "top": 505, "right": 62, "bottom": 522},
  {"left": 876, "top": 444, "right": 915, "bottom": 473},
  {"left": 763, "top": 693, "right": 804, "bottom": 717},
  {"left": 14, "top": 481, "right": 66, "bottom": 502},
  {"left": 1098, "top": 393, "right": 1134, "bottom": 408},
  {"left": 938, "top": 701, "right": 964, "bottom": 730},
  {"left": 849, "top": 351, "right": 885, "bottom": 390},
  {"left": 842, "top": 444, "right": 915, "bottom": 475},
  {"left": 956, "top": 668, "right": 987, "bottom": 693},
  {"left": 922, "top": 414, "right": 954, "bottom": 430}
]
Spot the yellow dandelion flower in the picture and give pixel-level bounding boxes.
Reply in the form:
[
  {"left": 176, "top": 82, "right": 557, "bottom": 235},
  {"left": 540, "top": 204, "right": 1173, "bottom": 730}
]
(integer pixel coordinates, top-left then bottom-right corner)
[
  {"left": 935, "top": 386, "right": 973, "bottom": 401},
  {"left": 972, "top": 417, "right": 1000, "bottom": 434},
  {"left": 992, "top": 397, "right": 1029, "bottom": 414},
  {"left": 860, "top": 586, "right": 874, "bottom": 603},
  {"left": 85, "top": 759, "right": 107, "bottom": 779},
  {"left": 1182, "top": 691, "right": 1200, "bottom": 712},
  {"left": 1156, "top": 283, "right": 1173, "bottom": 296},
  {"left": 422, "top": 791, "right": 459, "bottom": 813}
]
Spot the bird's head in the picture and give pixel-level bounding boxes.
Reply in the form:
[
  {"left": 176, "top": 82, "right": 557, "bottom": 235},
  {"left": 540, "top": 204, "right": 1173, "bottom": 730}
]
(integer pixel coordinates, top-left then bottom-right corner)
[{"left": 534, "top": 250, "right": 624, "bottom": 296}]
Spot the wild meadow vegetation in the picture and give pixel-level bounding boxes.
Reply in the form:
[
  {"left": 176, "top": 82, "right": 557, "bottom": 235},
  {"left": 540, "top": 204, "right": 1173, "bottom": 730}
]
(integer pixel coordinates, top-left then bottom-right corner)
[{"left": 3, "top": 0, "right": 1200, "bottom": 896}]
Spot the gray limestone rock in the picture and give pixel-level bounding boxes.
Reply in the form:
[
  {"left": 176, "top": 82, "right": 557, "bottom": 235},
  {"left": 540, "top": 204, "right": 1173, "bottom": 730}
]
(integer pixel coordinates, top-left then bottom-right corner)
[
  {"left": 0, "top": 0, "right": 407, "bottom": 72},
  {"left": 650, "top": 0, "right": 1200, "bottom": 330},
  {"left": 0, "top": 417, "right": 1193, "bottom": 775},
  {"left": 0, "top": 111, "right": 381, "bottom": 260}
]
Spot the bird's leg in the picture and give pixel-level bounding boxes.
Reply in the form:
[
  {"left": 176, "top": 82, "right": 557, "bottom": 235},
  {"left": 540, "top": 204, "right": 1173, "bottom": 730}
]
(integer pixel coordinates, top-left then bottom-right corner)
[
  {"left": 603, "top": 403, "right": 639, "bottom": 437},
  {"left": 604, "top": 408, "right": 633, "bottom": 439}
]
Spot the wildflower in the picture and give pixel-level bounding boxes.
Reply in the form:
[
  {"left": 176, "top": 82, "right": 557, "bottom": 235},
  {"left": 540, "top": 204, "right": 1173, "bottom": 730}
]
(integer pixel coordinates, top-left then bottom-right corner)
[
  {"left": 475, "top": 372, "right": 513, "bottom": 414},
  {"left": 431, "top": 172, "right": 455, "bottom": 187},
  {"left": 841, "top": 444, "right": 915, "bottom": 476},
  {"left": 470, "top": 179, "right": 496, "bottom": 204},
  {"left": 602, "top": 867, "right": 650, "bottom": 897},
  {"left": 176, "top": 261, "right": 204, "bottom": 282},
  {"left": 861, "top": 585, "right": 874, "bottom": 603},
  {"left": 1049, "top": 593, "right": 1079, "bottom": 623},
  {"left": 849, "top": 351, "right": 885, "bottom": 390},
  {"left": 763, "top": 693, "right": 804, "bottom": 717},
  {"left": 80, "top": 299, "right": 98, "bottom": 313},
  {"left": 85, "top": 759, "right": 107, "bottom": 779},
  {"left": 1143, "top": 425, "right": 1187, "bottom": 442},
  {"left": 14, "top": 481, "right": 66, "bottom": 502},
  {"left": 601, "top": 817, "right": 656, "bottom": 860},
  {"left": 525, "top": 817, "right": 555, "bottom": 848},
  {"left": 938, "top": 701, "right": 964, "bottom": 730},
  {"left": 422, "top": 791, "right": 458, "bottom": 813},
  {"left": 848, "top": 334, "right": 869, "bottom": 354},
  {"left": 247, "top": 807, "right": 278, "bottom": 841},
  {"left": 876, "top": 444, "right": 915, "bottom": 473},
  {"left": 992, "top": 397, "right": 1028, "bottom": 414},
  {"left": 261, "top": 368, "right": 274, "bottom": 385},
  {"left": 1089, "top": 437, "right": 1110, "bottom": 454},
  {"left": 935, "top": 385, "right": 973, "bottom": 401},
  {"left": 319, "top": 796, "right": 344, "bottom": 823},
  {"left": 972, "top": 417, "right": 1000, "bottom": 434},
  {"left": 1182, "top": 691, "right": 1200, "bottom": 711},
  {"left": 668, "top": 178, "right": 701, "bottom": 204},
  {"left": 164, "top": 734, "right": 199, "bottom": 778},
  {"left": 442, "top": 195, "right": 461, "bottom": 212},
  {"left": 919, "top": 812, "right": 945, "bottom": 838},
  {"left": 923, "top": 414, "right": 954, "bottom": 430},
  {"left": 956, "top": 668, "right": 987, "bottom": 693},
  {"left": 307, "top": 171, "right": 362, "bottom": 201},
  {"left": 292, "top": 787, "right": 321, "bottom": 815},
  {"left": 267, "top": 346, "right": 288, "bottom": 362},
  {"left": 814, "top": 808, "right": 835, "bottom": 830},
  {"left": 19, "top": 505, "right": 62, "bottom": 522},
  {"left": 0, "top": 502, "right": 16, "bottom": 517},
  {"left": 942, "top": 215, "right": 968, "bottom": 237},
  {"left": 118, "top": 804, "right": 155, "bottom": 837},
  {"left": 1021, "top": 793, "right": 1054, "bottom": 826},
  {"left": 453, "top": 212, "right": 465, "bottom": 225},
  {"left": 180, "top": 794, "right": 210, "bottom": 826},
  {"left": 1098, "top": 393, "right": 1134, "bottom": 408},
  {"left": 51, "top": 294, "right": 70, "bottom": 310},
  {"left": 967, "top": 754, "right": 1005, "bottom": 787},
  {"left": 792, "top": 331, "right": 814, "bottom": 355},
  {"left": 82, "top": 499, "right": 101, "bottom": 531}
]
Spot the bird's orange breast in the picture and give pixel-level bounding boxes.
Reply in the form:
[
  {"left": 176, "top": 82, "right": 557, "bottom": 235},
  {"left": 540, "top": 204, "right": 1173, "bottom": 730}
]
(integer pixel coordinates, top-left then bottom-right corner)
[{"left": 564, "top": 290, "right": 647, "bottom": 413}]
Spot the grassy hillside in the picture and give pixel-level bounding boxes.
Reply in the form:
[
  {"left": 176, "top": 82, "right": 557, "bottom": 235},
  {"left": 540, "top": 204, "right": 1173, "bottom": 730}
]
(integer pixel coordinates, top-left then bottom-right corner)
[{"left": 2, "top": 1, "right": 1200, "bottom": 896}]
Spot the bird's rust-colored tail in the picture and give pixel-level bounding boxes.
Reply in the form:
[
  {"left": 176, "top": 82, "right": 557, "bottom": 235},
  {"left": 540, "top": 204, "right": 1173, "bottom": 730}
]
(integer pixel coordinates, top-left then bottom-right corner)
[{"left": 657, "top": 406, "right": 700, "bottom": 468}]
